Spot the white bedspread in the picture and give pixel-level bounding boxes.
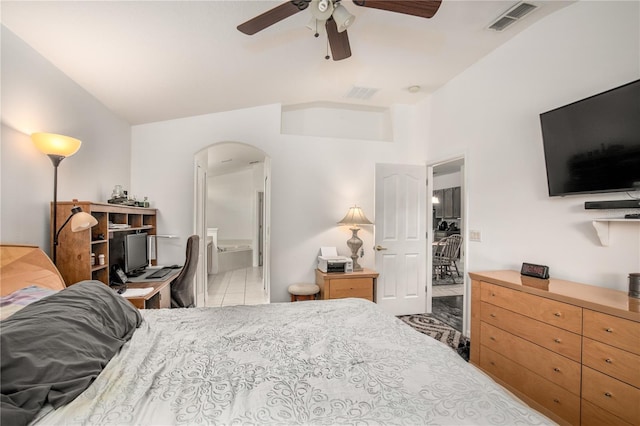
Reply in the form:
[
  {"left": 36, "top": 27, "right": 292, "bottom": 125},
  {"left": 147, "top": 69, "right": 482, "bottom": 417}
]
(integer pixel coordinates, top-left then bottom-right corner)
[{"left": 35, "top": 298, "right": 553, "bottom": 425}]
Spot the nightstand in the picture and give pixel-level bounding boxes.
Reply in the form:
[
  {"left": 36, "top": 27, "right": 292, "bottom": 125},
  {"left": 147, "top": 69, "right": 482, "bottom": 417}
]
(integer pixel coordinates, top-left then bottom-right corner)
[{"left": 315, "top": 269, "right": 379, "bottom": 302}]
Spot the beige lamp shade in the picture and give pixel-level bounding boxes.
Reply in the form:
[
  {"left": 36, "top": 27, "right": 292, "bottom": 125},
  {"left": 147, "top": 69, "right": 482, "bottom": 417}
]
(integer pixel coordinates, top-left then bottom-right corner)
[
  {"left": 337, "top": 206, "right": 372, "bottom": 227},
  {"left": 31, "top": 133, "right": 81, "bottom": 157},
  {"left": 70, "top": 212, "right": 98, "bottom": 232}
]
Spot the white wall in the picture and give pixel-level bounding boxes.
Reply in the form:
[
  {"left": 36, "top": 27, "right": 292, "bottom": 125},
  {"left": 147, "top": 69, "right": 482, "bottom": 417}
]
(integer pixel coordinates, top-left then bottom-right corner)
[
  {"left": 425, "top": 1, "right": 640, "bottom": 291},
  {"left": 208, "top": 168, "right": 254, "bottom": 241},
  {"left": 434, "top": 172, "right": 461, "bottom": 191},
  {"left": 131, "top": 103, "right": 425, "bottom": 302},
  {"left": 1, "top": 26, "right": 131, "bottom": 253}
]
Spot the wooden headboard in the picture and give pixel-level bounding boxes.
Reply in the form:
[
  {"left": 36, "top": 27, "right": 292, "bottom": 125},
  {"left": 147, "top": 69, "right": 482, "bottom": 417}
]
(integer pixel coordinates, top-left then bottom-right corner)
[{"left": 0, "top": 245, "right": 66, "bottom": 296}]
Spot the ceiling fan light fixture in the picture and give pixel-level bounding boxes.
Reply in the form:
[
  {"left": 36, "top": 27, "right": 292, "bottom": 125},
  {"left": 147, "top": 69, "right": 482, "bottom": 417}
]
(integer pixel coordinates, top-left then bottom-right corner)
[
  {"left": 332, "top": 4, "right": 355, "bottom": 32},
  {"left": 310, "top": 0, "right": 334, "bottom": 21}
]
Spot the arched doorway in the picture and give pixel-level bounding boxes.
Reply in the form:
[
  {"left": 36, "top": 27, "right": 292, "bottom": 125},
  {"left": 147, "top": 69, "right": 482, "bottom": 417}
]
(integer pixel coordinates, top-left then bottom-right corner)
[{"left": 194, "top": 142, "right": 271, "bottom": 307}]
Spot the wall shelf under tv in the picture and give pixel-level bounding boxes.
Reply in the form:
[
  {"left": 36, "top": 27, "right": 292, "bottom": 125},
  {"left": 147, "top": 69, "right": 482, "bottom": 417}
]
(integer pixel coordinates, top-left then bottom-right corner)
[{"left": 591, "top": 218, "right": 640, "bottom": 246}]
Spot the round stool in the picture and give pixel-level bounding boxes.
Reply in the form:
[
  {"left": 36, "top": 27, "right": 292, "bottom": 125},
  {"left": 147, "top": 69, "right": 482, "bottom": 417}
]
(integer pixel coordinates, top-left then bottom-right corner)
[{"left": 288, "top": 283, "right": 320, "bottom": 302}]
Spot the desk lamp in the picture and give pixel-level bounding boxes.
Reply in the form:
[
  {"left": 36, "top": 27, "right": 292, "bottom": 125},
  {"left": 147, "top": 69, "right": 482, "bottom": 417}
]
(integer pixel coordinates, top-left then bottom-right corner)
[
  {"left": 337, "top": 205, "right": 372, "bottom": 271},
  {"left": 32, "top": 133, "right": 97, "bottom": 264}
]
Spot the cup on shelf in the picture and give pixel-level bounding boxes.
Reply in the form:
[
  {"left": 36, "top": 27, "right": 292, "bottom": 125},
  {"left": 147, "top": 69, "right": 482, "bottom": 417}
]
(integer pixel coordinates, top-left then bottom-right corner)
[{"left": 98, "top": 254, "right": 105, "bottom": 266}]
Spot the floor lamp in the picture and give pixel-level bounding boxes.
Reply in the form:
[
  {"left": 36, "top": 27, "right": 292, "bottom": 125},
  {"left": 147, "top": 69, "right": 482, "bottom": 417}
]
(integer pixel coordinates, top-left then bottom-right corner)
[
  {"left": 337, "top": 205, "right": 372, "bottom": 271},
  {"left": 32, "top": 133, "right": 96, "bottom": 264}
]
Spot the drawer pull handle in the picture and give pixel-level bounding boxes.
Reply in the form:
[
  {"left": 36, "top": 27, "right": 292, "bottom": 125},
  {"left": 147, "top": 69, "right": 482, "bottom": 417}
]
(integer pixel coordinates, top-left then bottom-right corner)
[
  {"left": 490, "top": 313, "right": 496, "bottom": 318},
  {"left": 605, "top": 328, "right": 613, "bottom": 333},
  {"left": 604, "top": 392, "right": 612, "bottom": 398},
  {"left": 553, "top": 367, "right": 560, "bottom": 372},
  {"left": 605, "top": 358, "right": 613, "bottom": 364},
  {"left": 553, "top": 338, "right": 561, "bottom": 344},
  {"left": 553, "top": 399, "right": 560, "bottom": 404},
  {"left": 554, "top": 312, "right": 561, "bottom": 317},
  {"left": 490, "top": 336, "right": 495, "bottom": 341}
]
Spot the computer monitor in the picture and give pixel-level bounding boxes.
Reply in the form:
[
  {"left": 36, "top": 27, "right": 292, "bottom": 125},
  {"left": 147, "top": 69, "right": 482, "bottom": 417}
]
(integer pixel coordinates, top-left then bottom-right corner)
[{"left": 124, "top": 232, "right": 148, "bottom": 276}]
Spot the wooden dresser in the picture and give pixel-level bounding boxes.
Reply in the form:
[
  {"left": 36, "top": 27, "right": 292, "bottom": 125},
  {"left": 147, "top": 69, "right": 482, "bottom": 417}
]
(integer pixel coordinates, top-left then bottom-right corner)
[
  {"left": 315, "top": 269, "right": 378, "bottom": 302},
  {"left": 469, "top": 271, "right": 639, "bottom": 426}
]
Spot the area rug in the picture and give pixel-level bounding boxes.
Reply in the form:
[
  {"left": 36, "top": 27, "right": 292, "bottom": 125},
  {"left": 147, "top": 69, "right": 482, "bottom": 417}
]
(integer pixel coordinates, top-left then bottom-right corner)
[{"left": 397, "top": 313, "right": 469, "bottom": 361}]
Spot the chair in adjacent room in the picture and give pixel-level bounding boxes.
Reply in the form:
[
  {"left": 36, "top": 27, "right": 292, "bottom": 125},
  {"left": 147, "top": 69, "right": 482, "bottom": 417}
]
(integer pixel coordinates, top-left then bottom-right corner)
[
  {"left": 433, "top": 234, "right": 463, "bottom": 283},
  {"left": 171, "top": 234, "right": 199, "bottom": 308}
]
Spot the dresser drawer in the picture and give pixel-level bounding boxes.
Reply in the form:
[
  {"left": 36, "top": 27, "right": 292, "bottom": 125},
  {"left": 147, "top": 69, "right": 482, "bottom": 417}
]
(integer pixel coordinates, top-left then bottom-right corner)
[
  {"left": 581, "top": 399, "right": 633, "bottom": 426},
  {"left": 582, "top": 366, "right": 640, "bottom": 425},
  {"left": 328, "top": 278, "right": 373, "bottom": 300},
  {"left": 481, "top": 302, "right": 582, "bottom": 362},
  {"left": 481, "top": 281, "right": 582, "bottom": 333},
  {"left": 583, "top": 337, "right": 640, "bottom": 388},
  {"left": 480, "top": 347, "right": 580, "bottom": 425},
  {"left": 480, "top": 322, "right": 581, "bottom": 394},
  {"left": 583, "top": 310, "right": 640, "bottom": 356}
]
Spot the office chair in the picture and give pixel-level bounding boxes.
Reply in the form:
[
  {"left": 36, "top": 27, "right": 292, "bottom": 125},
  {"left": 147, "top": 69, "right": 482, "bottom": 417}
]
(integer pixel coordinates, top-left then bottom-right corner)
[{"left": 171, "top": 234, "right": 199, "bottom": 308}]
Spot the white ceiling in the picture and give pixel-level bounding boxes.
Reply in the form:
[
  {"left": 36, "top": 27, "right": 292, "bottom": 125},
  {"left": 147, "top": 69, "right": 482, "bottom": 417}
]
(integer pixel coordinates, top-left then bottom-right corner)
[{"left": 1, "top": 0, "right": 573, "bottom": 126}]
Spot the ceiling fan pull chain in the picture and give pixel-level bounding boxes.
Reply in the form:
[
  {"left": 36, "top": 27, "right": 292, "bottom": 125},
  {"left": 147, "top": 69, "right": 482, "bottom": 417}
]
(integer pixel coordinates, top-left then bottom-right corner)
[{"left": 325, "top": 36, "right": 330, "bottom": 60}]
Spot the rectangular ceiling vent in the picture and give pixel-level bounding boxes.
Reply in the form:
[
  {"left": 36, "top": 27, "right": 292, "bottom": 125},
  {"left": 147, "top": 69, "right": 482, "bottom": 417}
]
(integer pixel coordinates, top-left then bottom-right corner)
[
  {"left": 345, "top": 86, "right": 379, "bottom": 101},
  {"left": 488, "top": 2, "right": 538, "bottom": 31}
]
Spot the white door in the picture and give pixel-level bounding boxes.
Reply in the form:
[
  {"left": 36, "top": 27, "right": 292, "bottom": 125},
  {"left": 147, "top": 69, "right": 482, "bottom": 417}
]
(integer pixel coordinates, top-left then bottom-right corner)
[
  {"left": 262, "top": 157, "right": 271, "bottom": 301},
  {"left": 194, "top": 163, "right": 207, "bottom": 306},
  {"left": 374, "top": 163, "right": 427, "bottom": 315}
]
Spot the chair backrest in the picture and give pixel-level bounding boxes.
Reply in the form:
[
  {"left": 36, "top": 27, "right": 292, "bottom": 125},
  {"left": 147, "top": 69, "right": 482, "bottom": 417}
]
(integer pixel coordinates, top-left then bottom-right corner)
[
  {"left": 171, "top": 235, "right": 199, "bottom": 308},
  {"left": 440, "top": 234, "right": 463, "bottom": 260}
]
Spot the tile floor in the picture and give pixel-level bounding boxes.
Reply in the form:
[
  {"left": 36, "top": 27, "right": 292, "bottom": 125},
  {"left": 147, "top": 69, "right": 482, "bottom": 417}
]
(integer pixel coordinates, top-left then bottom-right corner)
[
  {"left": 206, "top": 266, "right": 269, "bottom": 307},
  {"left": 432, "top": 283, "right": 464, "bottom": 297}
]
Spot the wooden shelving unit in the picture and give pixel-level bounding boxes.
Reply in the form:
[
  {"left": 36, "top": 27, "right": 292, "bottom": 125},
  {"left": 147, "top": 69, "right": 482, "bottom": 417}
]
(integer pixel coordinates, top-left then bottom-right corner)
[{"left": 51, "top": 201, "right": 157, "bottom": 286}]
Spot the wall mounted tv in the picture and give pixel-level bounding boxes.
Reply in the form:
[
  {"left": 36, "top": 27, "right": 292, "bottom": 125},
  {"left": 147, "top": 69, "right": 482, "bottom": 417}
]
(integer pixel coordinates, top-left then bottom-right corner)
[{"left": 539, "top": 79, "right": 640, "bottom": 196}]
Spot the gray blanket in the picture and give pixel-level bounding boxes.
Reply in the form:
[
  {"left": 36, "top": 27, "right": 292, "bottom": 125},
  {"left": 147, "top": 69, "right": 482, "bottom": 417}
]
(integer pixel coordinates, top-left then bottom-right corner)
[{"left": 1, "top": 280, "right": 141, "bottom": 425}]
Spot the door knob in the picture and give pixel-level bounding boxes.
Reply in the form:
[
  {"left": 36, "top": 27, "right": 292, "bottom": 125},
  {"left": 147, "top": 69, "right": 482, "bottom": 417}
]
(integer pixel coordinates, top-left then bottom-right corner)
[{"left": 374, "top": 245, "right": 388, "bottom": 251}]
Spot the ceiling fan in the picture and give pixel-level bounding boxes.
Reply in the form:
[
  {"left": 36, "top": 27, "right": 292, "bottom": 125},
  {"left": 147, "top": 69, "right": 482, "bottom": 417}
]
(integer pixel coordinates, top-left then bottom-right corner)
[{"left": 237, "top": 0, "right": 442, "bottom": 61}]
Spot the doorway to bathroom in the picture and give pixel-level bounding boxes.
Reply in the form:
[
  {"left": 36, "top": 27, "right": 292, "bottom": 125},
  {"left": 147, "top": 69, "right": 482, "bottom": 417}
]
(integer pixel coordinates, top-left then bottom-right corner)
[{"left": 200, "top": 142, "right": 271, "bottom": 307}]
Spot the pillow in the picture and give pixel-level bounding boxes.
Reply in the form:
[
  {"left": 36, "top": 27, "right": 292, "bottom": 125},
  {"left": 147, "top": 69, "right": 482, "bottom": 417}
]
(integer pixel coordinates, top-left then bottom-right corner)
[
  {"left": 0, "top": 280, "right": 142, "bottom": 426},
  {"left": 0, "top": 286, "right": 58, "bottom": 320}
]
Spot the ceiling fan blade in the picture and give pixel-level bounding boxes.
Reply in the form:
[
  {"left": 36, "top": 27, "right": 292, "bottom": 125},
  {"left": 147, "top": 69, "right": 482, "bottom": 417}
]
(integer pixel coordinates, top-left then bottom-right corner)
[
  {"left": 352, "top": 0, "right": 442, "bottom": 19},
  {"left": 326, "top": 18, "right": 351, "bottom": 61},
  {"left": 237, "top": 1, "right": 308, "bottom": 35}
]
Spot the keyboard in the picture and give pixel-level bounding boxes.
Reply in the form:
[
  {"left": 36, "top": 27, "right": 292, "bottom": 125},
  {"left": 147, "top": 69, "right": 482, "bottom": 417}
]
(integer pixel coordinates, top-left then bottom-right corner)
[{"left": 146, "top": 268, "right": 172, "bottom": 279}]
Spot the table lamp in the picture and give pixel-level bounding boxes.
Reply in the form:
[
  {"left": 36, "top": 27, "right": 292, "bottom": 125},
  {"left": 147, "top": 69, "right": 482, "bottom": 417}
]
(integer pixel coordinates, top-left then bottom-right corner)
[{"left": 337, "top": 205, "right": 372, "bottom": 271}]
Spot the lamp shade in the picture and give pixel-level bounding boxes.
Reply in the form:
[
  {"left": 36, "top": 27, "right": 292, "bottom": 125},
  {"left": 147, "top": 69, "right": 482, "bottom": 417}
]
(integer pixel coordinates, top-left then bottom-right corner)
[
  {"left": 337, "top": 206, "right": 372, "bottom": 226},
  {"left": 70, "top": 211, "right": 98, "bottom": 232},
  {"left": 332, "top": 4, "right": 355, "bottom": 32},
  {"left": 31, "top": 133, "right": 81, "bottom": 157}
]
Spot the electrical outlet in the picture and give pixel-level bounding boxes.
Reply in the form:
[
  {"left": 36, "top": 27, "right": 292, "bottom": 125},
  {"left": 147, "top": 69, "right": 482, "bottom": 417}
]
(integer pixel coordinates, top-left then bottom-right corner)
[{"left": 469, "top": 230, "right": 481, "bottom": 242}]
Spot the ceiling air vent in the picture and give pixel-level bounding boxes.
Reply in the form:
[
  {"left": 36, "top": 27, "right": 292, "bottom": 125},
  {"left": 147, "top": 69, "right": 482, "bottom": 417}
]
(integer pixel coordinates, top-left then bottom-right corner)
[
  {"left": 488, "top": 2, "right": 538, "bottom": 31},
  {"left": 345, "top": 86, "right": 379, "bottom": 100}
]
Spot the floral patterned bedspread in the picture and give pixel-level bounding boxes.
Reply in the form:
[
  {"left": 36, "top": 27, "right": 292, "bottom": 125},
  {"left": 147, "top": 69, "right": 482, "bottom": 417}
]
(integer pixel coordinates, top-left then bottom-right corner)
[{"left": 35, "top": 298, "right": 552, "bottom": 425}]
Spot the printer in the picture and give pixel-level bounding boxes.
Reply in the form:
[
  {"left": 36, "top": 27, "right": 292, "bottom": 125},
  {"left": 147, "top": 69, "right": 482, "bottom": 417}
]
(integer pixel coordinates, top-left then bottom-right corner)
[{"left": 317, "top": 247, "right": 353, "bottom": 273}]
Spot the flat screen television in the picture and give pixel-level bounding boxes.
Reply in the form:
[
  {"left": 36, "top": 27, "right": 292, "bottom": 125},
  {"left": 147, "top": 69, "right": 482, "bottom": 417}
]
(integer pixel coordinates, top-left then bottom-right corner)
[
  {"left": 124, "top": 232, "right": 148, "bottom": 276},
  {"left": 539, "top": 79, "right": 640, "bottom": 196}
]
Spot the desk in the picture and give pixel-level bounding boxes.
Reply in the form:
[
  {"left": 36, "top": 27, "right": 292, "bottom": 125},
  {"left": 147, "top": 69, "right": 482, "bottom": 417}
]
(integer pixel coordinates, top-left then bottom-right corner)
[{"left": 124, "top": 269, "right": 179, "bottom": 309}]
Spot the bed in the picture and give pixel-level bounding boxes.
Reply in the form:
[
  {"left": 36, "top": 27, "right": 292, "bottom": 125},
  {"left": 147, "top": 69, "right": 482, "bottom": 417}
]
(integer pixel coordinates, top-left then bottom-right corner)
[{"left": 0, "top": 245, "right": 553, "bottom": 425}]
